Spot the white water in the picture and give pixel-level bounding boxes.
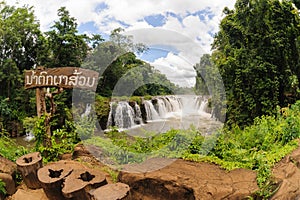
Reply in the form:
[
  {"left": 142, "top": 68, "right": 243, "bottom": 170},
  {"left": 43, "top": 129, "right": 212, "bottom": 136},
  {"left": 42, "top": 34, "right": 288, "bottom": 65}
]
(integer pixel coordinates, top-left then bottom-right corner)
[
  {"left": 106, "top": 95, "right": 222, "bottom": 135},
  {"left": 24, "top": 131, "right": 35, "bottom": 142},
  {"left": 81, "top": 103, "right": 92, "bottom": 118},
  {"left": 144, "top": 100, "right": 160, "bottom": 121}
]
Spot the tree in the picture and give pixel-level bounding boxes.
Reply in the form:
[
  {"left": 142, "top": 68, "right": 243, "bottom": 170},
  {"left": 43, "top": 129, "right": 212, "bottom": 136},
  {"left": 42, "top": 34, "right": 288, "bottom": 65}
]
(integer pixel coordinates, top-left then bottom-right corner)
[
  {"left": 0, "top": 3, "right": 45, "bottom": 132},
  {"left": 45, "top": 7, "right": 103, "bottom": 68},
  {"left": 110, "top": 27, "right": 148, "bottom": 54},
  {"left": 43, "top": 7, "right": 104, "bottom": 121},
  {"left": 84, "top": 28, "right": 175, "bottom": 97},
  {"left": 212, "top": 0, "right": 300, "bottom": 127}
]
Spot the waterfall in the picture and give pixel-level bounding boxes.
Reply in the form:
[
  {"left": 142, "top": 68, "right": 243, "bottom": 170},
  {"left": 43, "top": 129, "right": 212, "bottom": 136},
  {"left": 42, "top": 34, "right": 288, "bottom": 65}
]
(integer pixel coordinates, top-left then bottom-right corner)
[
  {"left": 194, "top": 96, "right": 210, "bottom": 112},
  {"left": 143, "top": 100, "right": 160, "bottom": 121},
  {"left": 81, "top": 103, "right": 92, "bottom": 118},
  {"left": 115, "top": 102, "right": 135, "bottom": 129},
  {"left": 133, "top": 102, "right": 142, "bottom": 124},
  {"left": 199, "top": 99, "right": 208, "bottom": 112},
  {"left": 24, "top": 131, "right": 35, "bottom": 141},
  {"left": 155, "top": 98, "right": 168, "bottom": 117},
  {"left": 107, "top": 101, "right": 143, "bottom": 129},
  {"left": 107, "top": 102, "right": 114, "bottom": 128},
  {"left": 106, "top": 95, "right": 212, "bottom": 130}
]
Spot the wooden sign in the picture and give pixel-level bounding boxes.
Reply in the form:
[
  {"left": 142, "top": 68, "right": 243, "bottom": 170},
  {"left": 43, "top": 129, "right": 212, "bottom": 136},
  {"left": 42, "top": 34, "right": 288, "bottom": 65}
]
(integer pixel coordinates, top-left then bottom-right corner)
[{"left": 25, "top": 67, "right": 99, "bottom": 90}]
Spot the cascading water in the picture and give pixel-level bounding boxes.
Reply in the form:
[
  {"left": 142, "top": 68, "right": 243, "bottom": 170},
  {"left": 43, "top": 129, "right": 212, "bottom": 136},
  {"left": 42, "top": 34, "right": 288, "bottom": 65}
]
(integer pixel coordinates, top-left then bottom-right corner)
[
  {"left": 24, "top": 131, "right": 35, "bottom": 142},
  {"left": 107, "top": 102, "right": 133, "bottom": 129},
  {"left": 143, "top": 100, "right": 160, "bottom": 121},
  {"left": 81, "top": 103, "right": 92, "bottom": 117},
  {"left": 154, "top": 96, "right": 182, "bottom": 118},
  {"left": 106, "top": 95, "right": 213, "bottom": 130},
  {"left": 107, "top": 101, "right": 143, "bottom": 129},
  {"left": 194, "top": 96, "right": 210, "bottom": 113},
  {"left": 133, "top": 102, "right": 143, "bottom": 125},
  {"left": 155, "top": 98, "right": 168, "bottom": 118}
]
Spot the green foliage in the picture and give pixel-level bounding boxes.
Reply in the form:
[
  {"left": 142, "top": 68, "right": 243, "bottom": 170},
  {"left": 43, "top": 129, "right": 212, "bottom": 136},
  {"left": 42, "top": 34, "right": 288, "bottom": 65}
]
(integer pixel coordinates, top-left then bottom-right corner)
[
  {"left": 45, "top": 7, "right": 102, "bottom": 68},
  {"left": 84, "top": 128, "right": 204, "bottom": 165},
  {"left": 205, "top": 102, "right": 300, "bottom": 197},
  {"left": 94, "top": 95, "right": 111, "bottom": 130},
  {"left": 0, "top": 2, "right": 40, "bottom": 131},
  {"left": 213, "top": 0, "right": 300, "bottom": 127},
  {"left": 87, "top": 101, "right": 300, "bottom": 198},
  {"left": 0, "top": 134, "right": 28, "bottom": 161},
  {"left": 75, "top": 115, "right": 96, "bottom": 140},
  {"left": 0, "top": 179, "right": 6, "bottom": 196},
  {"left": 33, "top": 115, "right": 77, "bottom": 162}
]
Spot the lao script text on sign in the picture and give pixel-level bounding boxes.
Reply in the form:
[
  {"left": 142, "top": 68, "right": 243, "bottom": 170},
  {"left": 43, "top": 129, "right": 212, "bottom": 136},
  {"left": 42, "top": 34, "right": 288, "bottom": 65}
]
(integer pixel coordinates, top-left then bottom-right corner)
[{"left": 25, "top": 67, "right": 99, "bottom": 90}]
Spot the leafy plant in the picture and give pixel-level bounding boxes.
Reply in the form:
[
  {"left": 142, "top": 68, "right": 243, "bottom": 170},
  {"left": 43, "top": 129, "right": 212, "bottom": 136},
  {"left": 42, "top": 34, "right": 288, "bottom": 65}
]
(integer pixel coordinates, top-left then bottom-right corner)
[
  {"left": 0, "top": 134, "right": 28, "bottom": 161},
  {"left": 33, "top": 115, "right": 77, "bottom": 162},
  {"left": 0, "top": 179, "right": 6, "bottom": 196}
]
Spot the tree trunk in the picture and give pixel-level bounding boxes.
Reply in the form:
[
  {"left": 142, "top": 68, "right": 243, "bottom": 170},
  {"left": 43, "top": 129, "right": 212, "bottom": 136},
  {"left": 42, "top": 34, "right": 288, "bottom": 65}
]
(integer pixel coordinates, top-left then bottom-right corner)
[
  {"left": 62, "top": 169, "right": 107, "bottom": 200},
  {"left": 37, "top": 163, "right": 73, "bottom": 200},
  {"left": 16, "top": 152, "right": 43, "bottom": 189}
]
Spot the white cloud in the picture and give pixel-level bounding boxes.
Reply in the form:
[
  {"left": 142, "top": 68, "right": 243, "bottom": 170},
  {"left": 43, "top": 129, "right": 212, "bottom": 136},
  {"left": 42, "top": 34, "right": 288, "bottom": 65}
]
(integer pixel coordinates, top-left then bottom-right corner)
[
  {"left": 5, "top": 0, "right": 235, "bottom": 86},
  {"left": 150, "top": 52, "right": 197, "bottom": 87}
]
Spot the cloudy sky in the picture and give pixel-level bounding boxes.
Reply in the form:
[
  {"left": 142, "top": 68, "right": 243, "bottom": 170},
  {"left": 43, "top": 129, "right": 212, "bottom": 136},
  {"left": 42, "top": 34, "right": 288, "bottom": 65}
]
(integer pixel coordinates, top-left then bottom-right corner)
[{"left": 6, "top": 0, "right": 235, "bottom": 87}]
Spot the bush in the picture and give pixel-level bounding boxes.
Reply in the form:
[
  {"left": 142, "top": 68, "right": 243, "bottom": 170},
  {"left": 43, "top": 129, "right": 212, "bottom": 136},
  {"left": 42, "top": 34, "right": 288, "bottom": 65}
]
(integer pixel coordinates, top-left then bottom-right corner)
[{"left": 33, "top": 115, "right": 77, "bottom": 162}]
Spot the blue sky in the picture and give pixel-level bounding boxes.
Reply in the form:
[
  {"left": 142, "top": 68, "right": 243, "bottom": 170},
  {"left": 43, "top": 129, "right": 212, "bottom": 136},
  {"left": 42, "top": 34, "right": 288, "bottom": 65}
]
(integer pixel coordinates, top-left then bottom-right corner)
[{"left": 7, "top": 0, "right": 235, "bottom": 87}]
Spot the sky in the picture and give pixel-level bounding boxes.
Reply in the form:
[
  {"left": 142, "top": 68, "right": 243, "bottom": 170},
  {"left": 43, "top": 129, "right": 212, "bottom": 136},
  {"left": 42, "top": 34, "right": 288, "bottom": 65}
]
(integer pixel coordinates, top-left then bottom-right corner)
[{"left": 6, "top": 0, "right": 235, "bottom": 87}]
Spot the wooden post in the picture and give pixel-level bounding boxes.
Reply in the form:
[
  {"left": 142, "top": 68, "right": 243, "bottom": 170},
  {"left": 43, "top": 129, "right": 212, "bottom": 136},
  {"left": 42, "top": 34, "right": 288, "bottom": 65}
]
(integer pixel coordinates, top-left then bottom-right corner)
[
  {"left": 16, "top": 152, "right": 43, "bottom": 189},
  {"left": 36, "top": 88, "right": 46, "bottom": 118}
]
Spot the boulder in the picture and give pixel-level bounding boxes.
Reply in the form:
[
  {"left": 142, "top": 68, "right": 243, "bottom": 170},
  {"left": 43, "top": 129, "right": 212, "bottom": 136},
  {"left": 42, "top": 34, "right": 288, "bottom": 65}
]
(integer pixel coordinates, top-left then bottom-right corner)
[
  {"left": 0, "top": 156, "right": 17, "bottom": 196},
  {"left": 0, "top": 173, "right": 15, "bottom": 195},
  {"left": 0, "top": 156, "right": 17, "bottom": 176},
  {"left": 271, "top": 144, "right": 300, "bottom": 199}
]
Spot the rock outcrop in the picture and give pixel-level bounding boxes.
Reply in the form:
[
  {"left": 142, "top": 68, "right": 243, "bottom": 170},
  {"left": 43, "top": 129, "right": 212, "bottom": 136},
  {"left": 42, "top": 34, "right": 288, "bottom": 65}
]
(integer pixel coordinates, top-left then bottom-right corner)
[
  {"left": 0, "top": 156, "right": 17, "bottom": 196},
  {"left": 119, "top": 158, "right": 259, "bottom": 200},
  {"left": 271, "top": 145, "right": 300, "bottom": 199}
]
